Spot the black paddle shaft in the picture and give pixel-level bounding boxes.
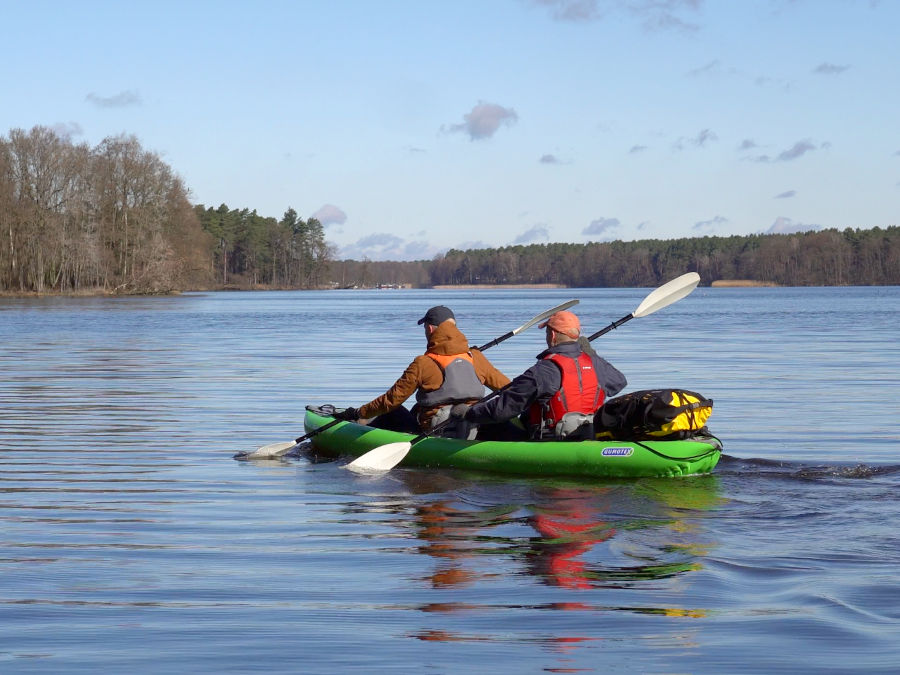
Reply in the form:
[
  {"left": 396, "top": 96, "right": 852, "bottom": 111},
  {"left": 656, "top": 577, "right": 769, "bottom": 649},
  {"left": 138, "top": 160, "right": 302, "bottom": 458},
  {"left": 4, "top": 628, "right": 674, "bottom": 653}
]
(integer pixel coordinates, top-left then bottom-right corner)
[
  {"left": 475, "top": 330, "right": 514, "bottom": 352},
  {"left": 586, "top": 313, "right": 634, "bottom": 342},
  {"left": 294, "top": 418, "right": 342, "bottom": 444}
]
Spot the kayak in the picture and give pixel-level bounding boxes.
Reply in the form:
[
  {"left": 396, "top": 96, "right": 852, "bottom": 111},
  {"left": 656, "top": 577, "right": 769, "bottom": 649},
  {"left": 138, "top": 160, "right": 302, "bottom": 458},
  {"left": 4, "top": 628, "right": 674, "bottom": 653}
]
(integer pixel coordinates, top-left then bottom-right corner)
[{"left": 303, "top": 408, "right": 722, "bottom": 479}]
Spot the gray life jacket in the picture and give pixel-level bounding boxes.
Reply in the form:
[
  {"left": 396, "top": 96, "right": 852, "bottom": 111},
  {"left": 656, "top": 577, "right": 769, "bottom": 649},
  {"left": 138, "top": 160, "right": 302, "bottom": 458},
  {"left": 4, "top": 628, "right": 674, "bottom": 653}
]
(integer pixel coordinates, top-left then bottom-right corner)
[{"left": 416, "top": 352, "right": 485, "bottom": 409}]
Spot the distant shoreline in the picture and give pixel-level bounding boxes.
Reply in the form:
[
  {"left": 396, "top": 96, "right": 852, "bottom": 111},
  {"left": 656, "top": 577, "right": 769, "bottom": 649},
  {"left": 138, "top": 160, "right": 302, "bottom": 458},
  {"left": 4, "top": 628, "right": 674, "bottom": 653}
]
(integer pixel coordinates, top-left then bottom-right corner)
[
  {"left": 432, "top": 283, "right": 567, "bottom": 290},
  {"left": 710, "top": 280, "right": 779, "bottom": 287}
]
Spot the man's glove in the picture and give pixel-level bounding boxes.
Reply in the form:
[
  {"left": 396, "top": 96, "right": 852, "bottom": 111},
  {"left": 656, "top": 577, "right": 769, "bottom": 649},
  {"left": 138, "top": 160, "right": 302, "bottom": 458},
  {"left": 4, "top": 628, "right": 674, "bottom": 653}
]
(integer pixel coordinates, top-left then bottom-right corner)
[
  {"left": 449, "top": 403, "right": 471, "bottom": 419},
  {"left": 333, "top": 406, "right": 360, "bottom": 421}
]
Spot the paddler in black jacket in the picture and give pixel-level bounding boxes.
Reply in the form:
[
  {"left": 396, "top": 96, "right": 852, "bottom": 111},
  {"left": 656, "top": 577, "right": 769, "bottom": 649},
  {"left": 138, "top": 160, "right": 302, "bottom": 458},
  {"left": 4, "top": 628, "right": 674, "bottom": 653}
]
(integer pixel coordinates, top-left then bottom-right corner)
[{"left": 453, "top": 310, "right": 626, "bottom": 441}]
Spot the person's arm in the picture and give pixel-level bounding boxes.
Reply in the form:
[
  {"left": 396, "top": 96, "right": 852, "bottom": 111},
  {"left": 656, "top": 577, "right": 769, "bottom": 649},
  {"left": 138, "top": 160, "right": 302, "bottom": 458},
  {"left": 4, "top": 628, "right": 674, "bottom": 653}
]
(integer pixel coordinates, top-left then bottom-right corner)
[
  {"left": 592, "top": 355, "right": 627, "bottom": 397},
  {"left": 357, "top": 358, "right": 423, "bottom": 419},
  {"left": 471, "top": 348, "right": 511, "bottom": 391},
  {"left": 466, "top": 361, "right": 558, "bottom": 423}
]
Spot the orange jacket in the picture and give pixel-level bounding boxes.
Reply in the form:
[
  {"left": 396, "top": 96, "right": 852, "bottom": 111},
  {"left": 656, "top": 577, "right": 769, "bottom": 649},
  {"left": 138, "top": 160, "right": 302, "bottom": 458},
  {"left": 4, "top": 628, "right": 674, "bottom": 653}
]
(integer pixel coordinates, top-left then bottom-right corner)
[{"left": 358, "top": 321, "right": 510, "bottom": 427}]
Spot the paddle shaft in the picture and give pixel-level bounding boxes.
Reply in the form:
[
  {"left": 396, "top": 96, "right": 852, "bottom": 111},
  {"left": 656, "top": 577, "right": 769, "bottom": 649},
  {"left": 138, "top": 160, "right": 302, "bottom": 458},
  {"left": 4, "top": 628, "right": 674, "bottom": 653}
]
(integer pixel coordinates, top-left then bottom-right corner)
[
  {"left": 475, "top": 298, "right": 579, "bottom": 352},
  {"left": 294, "top": 418, "right": 342, "bottom": 444},
  {"left": 586, "top": 313, "right": 634, "bottom": 341},
  {"left": 475, "top": 330, "right": 515, "bottom": 352}
]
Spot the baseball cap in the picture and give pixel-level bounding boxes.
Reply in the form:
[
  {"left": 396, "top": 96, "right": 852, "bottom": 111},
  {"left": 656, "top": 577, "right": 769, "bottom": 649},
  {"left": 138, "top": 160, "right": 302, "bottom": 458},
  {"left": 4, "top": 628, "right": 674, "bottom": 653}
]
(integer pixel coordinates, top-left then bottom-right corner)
[
  {"left": 417, "top": 305, "right": 455, "bottom": 326},
  {"left": 538, "top": 310, "right": 581, "bottom": 339}
]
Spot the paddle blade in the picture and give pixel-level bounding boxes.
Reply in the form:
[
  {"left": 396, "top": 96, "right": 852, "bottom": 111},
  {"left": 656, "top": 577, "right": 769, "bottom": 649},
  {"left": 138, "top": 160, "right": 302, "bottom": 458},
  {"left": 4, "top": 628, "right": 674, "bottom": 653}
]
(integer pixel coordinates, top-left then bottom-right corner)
[
  {"left": 511, "top": 298, "right": 579, "bottom": 335},
  {"left": 632, "top": 272, "right": 700, "bottom": 318},
  {"left": 237, "top": 440, "right": 296, "bottom": 460},
  {"left": 346, "top": 442, "right": 412, "bottom": 473}
]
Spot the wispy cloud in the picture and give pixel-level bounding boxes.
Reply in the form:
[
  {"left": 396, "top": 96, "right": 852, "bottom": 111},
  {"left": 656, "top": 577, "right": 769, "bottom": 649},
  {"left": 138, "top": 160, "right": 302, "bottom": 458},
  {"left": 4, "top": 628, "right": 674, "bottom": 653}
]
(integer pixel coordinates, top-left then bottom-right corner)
[
  {"left": 629, "top": 144, "right": 648, "bottom": 154},
  {"left": 311, "top": 204, "right": 347, "bottom": 226},
  {"left": 443, "top": 102, "right": 518, "bottom": 141},
  {"left": 813, "top": 62, "right": 850, "bottom": 75},
  {"left": 688, "top": 58, "right": 792, "bottom": 91},
  {"left": 673, "top": 128, "right": 718, "bottom": 150},
  {"left": 687, "top": 59, "right": 721, "bottom": 77},
  {"left": 774, "top": 190, "right": 797, "bottom": 199},
  {"left": 50, "top": 122, "right": 83, "bottom": 139},
  {"left": 531, "top": 0, "right": 702, "bottom": 32},
  {"left": 85, "top": 90, "right": 141, "bottom": 108},
  {"left": 455, "top": 240, "right": 492, "bottom": 251},
  {"left": 582, "top": 216, "right": 621, "bottom": 239},
  {"left": 739, "top": 138, "right": 759, "bottom": 150},
  {"left": 513, "top": 224, "right": 550, "bottom": 244},
  {"left": 765, "top": 216, "right": 820, "bottom": 234},
  {"left": 340, "top": 233, "right": 442, "bottom": 261},
  {"left": 539, "top": 154, "right": 561, "bottom": 164},
  {"left": 750, "top": 139, "right": 828, "bottom": 163},
  {"left": 692, "top": 215, "right": 728, "bottom": 233}
]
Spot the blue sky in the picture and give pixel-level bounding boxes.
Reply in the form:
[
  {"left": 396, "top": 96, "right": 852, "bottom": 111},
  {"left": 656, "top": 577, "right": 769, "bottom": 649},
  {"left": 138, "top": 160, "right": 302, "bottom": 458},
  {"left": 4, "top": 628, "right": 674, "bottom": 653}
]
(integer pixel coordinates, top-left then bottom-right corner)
[{"left": 3, "top": 0, "right": 898, "bottom": 260}]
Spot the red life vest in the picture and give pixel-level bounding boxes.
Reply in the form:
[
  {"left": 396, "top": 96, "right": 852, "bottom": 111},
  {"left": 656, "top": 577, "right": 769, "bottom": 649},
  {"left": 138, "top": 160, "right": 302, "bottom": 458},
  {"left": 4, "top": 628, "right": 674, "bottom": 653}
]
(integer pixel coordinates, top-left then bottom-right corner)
[{"left": 527, "top": 352, "right": 604, "bottom": 436}]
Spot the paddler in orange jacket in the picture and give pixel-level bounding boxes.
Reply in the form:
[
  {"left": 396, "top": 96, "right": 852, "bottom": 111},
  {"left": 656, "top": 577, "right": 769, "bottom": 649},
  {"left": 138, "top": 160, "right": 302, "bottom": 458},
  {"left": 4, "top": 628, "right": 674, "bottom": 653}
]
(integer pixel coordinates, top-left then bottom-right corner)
[{"left": 333, "top": 306, "right": 510, "bottom": 437}]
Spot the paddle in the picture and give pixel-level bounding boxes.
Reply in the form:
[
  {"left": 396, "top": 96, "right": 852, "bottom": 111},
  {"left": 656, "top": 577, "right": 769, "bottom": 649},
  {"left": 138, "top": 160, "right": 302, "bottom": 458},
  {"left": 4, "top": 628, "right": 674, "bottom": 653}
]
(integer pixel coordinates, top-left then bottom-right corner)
[
  {"left": 346, "top": 272, "right": 702, "bottom": 473},
  {"left": 475, "top": 298, "right": 579, "bottom": 351},
  {"left": 239, "top": 299, "right": 579, "bottom": 460},
  {"left": 234, "top": 419, "right": 344, "bottom": 460},
  {"left": 586, "top": 272, "right": 700, "bottom": 340}
]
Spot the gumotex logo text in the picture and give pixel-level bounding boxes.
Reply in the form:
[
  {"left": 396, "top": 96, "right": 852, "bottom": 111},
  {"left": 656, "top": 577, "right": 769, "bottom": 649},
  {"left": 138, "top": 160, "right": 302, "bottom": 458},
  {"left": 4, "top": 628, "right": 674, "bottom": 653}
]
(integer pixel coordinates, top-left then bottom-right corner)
[{"left": 601, "top": 447, "right": 633, "bottom": 457}]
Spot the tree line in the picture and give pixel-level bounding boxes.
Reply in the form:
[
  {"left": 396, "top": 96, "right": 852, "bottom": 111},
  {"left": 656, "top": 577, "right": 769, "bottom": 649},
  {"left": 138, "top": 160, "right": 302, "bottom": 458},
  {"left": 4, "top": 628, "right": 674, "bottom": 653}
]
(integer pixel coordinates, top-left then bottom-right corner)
[
  {"left": 0, "top": 126, "right": 331, "bottom": 294},
  {"left": 1, "top": 126, "right": 211, "bottom": 293},
  {"left": 193, "top": 205, "right": 331, "bottom": 289},
  {"left": 427, "top": 227, "right": 899, "bottom": 287}
]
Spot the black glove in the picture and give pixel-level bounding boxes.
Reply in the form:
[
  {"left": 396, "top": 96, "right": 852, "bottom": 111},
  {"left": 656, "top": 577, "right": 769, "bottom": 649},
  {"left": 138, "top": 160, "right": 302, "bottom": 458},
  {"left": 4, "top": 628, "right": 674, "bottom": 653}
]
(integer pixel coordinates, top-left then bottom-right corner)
[
  {"left": 449, "top": 403, "right": 471, "bottom": 419},
  {"left": 333, "top": 406, "right": 360, "bottom": 421}
]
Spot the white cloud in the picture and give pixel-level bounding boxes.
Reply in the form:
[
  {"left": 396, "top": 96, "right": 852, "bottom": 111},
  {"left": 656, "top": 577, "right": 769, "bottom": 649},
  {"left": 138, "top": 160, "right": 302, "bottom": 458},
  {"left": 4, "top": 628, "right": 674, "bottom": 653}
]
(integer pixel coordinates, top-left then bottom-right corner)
[
  {"left": 750, "top": 139, "right": 827, "bottom": 163},
  {"left": 813, "top": 63, "right": 850, "bottom": 75},
  {"left": 512, "top": 225, "right": 550, "bottom": 244},
  {"left": 51, "top": 122, "right": 83, "bottom": 139},
  {"left": 582, "top": 217, "right": 621, "bottom": 238},
  {"left": 85, "top": 90, "right": 141, "bottom": 108},
  {"left": 444, "top": 102, "right": 518, "bottom": 141},
  {"left": 532, "top": 0, "right": 701, "bottom": 32},
  {"left": 765, "top": 217, "right": 821, "bottom": 234},
  {"left": 339, "top": 233, "right": 442, "bottom": 261},
  {"left": 311, "top": 204, "right": 347, "bottom": 226},
  {"left": 692, "top": 215, "right": 729, "bottom": 233}
]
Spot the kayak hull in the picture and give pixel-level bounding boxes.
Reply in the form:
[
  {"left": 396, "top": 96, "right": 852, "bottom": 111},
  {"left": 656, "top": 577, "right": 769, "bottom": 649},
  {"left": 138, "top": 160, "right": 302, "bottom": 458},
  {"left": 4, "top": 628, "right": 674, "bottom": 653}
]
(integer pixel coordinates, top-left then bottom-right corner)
[{"left": 303, "top": 409, "right": 722, "bottom": 479}]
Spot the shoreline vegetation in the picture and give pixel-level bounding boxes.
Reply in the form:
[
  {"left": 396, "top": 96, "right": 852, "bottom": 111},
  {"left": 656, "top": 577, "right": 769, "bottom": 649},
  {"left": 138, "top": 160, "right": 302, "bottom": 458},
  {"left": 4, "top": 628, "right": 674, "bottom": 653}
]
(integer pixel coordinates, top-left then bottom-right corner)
[
  {"left": 709, "top": 280, "right": 779, "bottom": 287},
  {"left": 432, "top": 283, "right": 566, "bottom": 290},
  {"left": 2, "top": 126, "right": 898, "bottom": 297}
]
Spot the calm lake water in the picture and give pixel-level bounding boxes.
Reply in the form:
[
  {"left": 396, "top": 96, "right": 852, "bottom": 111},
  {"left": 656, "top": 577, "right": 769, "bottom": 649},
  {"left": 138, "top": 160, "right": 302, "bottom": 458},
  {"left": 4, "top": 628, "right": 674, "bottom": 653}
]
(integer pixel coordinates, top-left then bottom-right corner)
[{"left": 1, "top": 286, "right": 898, "bottom": 673}]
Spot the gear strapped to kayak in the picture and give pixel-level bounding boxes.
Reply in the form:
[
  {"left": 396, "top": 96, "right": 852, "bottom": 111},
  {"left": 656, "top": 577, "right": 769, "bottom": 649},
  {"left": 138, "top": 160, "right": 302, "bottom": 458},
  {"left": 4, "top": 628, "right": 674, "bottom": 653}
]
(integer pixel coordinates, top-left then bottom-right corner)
[{"left": 594, "top": 389, "right": 713, "bottom": 441}]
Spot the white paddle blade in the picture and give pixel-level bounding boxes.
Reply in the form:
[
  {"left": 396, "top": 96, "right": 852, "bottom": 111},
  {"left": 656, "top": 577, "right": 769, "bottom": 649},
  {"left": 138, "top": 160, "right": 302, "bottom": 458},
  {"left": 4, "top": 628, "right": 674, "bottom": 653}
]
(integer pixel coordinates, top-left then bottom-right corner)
[
  {"left": 346, "top": 442, "right": 412, "bottom": 473},
  {"left": 512, "top": 298, "right": 580, "bottom": 335},
  {"left": 633, "top": 272, "right": 700, "bottom": 318},
  {"left": 241, "top": 440, "right": 296, "bottom": 460}
]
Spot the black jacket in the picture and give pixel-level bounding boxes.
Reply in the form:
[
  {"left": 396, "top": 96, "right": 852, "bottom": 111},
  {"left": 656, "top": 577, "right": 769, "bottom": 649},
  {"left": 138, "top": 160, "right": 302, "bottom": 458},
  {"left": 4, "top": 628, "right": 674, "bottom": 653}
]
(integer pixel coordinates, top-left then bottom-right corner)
[{"left": 466, "top": 341, "right": 627, "bottom": 425}]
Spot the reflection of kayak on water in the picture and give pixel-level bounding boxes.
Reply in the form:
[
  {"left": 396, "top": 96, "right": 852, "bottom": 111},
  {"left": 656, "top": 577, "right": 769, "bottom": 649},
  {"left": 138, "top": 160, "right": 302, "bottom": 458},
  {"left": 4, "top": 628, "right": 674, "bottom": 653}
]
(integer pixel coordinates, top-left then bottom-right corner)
[
  {"left": 396, "top": 483, "right": 721, "bottom": 593},
  {"left": 303, "top": 408, "right": 723, "bottom": 479}
]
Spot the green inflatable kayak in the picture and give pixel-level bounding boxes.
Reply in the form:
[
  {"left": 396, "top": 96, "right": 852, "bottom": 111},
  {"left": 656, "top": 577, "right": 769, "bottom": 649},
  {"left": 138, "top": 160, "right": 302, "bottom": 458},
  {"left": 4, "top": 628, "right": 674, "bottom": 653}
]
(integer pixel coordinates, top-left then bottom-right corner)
[{"left": 303, "top": 408, "right": 722, "bottom": 479}]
